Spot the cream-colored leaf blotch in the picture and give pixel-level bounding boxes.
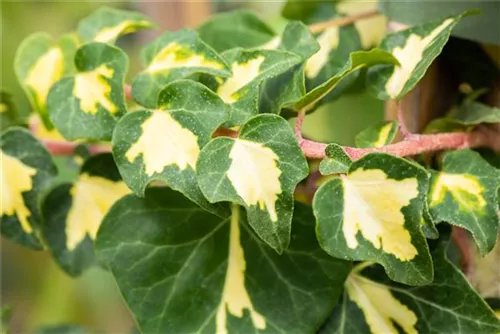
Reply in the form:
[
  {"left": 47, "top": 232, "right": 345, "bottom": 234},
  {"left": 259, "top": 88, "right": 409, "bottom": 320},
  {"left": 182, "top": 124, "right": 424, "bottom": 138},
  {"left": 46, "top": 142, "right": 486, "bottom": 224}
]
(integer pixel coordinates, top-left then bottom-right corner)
[
  {"left": 0, "top": 151, "right": 37, "bottom": 233},
  {"left": 94, "top": 20, "right": 149, "bottom": 43},
  {"left": 65, "top": 174, "right": 130, "bottom": 250},
  {"left": 430, "top": 173, "right": 486, "bottom": 209},
  {"left": 126, "top": 111, "right": 200, "bottom": 176},
  {"left": 373, "top": 122, "right": 394, "bottom": 148},
  {"left": 346, "top": 272, "right": 418, "bottom": 334},
  {"left": 227, "top": 139, "right": 282, "bottom": 222},
  {"left": 385, "top": 19, "right": 454, "bottom": 98},
  {"left": 147, "top": 42, "right": 224, "bottom": 74},
  {"left": 73, "top": 64, "right": 117, "bottom": 115},
  {"left": 217, "top": 56, "right": 265, "bottom": 103},
  {"left": 342, "top": 168, "right": 419, "bottom": 261},
  {"left": 216, "top": 205, "right": 266, "bottom": 334},
  {"left": 305, "top": 27, "right": 339, "bottom": 79},
  {"left": 25, "top": 47, "right": 64, "bottom": 109}
]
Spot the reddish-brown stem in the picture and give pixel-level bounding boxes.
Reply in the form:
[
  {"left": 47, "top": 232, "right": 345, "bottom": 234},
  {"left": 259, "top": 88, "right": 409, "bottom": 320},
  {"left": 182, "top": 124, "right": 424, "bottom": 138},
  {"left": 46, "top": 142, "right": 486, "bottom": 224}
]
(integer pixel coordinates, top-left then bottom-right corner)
[
  {"left": 397, "top": 103, "right": 414, "bottom": 139},
  {"left": 42, "top": 140, "right": 111, "bottom": 156},
  {"left": 213, "top": 127, "right": 238, "bottom": 138},
  {"left": 309, "top": 9, "right": 380, "bottom": 34}
]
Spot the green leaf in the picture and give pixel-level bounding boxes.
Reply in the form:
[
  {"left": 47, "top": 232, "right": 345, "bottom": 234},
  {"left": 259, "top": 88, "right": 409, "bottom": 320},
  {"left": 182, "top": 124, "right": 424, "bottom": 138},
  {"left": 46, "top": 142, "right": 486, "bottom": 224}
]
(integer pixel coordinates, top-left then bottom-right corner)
[
  {"left": 197, "top": 114, "right": 309, "bottom": 253},
  {"left": 428, "top": 149, "right": 500, "bottom": 255},
  {"left": 294, "top": 49, "right": 398, "bottom": 112},
  {"left": 421, "top": 200, "right": 440, "bottom": 239},
  {"left": 282, "top": 0, "right": 337, "bottom": 24},
  {"left": 15, "top": 32, "right": 79, "bottom": 129},
  {"left": 77, "top": 7, "right": 155, "bottom": 43},
  {"left": 197, "top": 10, "right": 275, "bottom": 52},
  {"left": 451, "top": 102, "right": 500, "bottom": 125},
  {"left": 1, "top": 127, "right": 57, "bottom": 249},
  {"left": 319, "top": 143, "right": 352, "bottom": 175},
  {"left": 0, "top": 91, "right": 19, "bottom": 131},
  {"left": 319, "top": 230, "right": 500, "bottom": 334},
  {"left": 47, "top": 42, "right": 128, "bottom": 141},
  {"left": 96, "top": 188, "right": 350, "bottom": 334},
  {"left": 367, "top": 14, "right": 463, "bottom": 100},
  {"left": 314, "top": 153, "right": 433, "bottom": 285},
  {"left": 131, "top": 29, "right": 231, "bottom": 109},
  {"left": 113, "top": 80, "right": 229, "bottom": 216},
  {"left": 218, "top": 48, "right": 302, "bottom": 126},
  {"left": 355, "top": 120, "right": 398, "bottom": 148},
  {"left": 259, "top": 21, "right": 320, "bottom": 115},
  {"left": 40, "top": 153, "right": 130, "bottom": 276}
]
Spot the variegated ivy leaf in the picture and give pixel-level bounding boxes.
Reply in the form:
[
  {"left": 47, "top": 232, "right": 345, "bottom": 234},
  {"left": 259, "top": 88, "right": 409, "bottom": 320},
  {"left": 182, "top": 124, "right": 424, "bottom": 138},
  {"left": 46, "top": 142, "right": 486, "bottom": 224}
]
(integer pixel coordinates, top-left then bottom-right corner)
[
  {"left": 429, "top": 150, "right": 500, "bottom": 255},
  {"left": 294, "top": 49, "right": 398, "bottom": 113},
  {"left": 77, "top": 6, "right": 155, "bottom": 43},
  {"left": 47, "top": 42, "right": 128, "bottom": 141},
  {"left": 314, "top": 153, "right": 433, "bottom": 285},
  {"left": 15, "top": 32, "right": 79, "bottom": 129},
  {"left": 96, "top": 188, "right": 350, "bottom": 334},
  {"left": 113, "top": 80, "right": 229, "bottom": 217},
  {"left": 0, "top": 91, "right": 19, "bottom": 131},
  {"left": 367, "top": 14, "right": 463, "bottom": 100},
  {"left": 218, "top": 48, "right": 302, "bottom": 126},
  {"left": 40, "top": 153, "right": 130, "bottom": 276},
  {"left": 1, "top": 127, "right": 57, "bottom": 249},
  {"left": 355, "top": 120, "right": 398, "bottom": 148},
  {"left": 258, "top": 21, "right": 320, "bottom": 115},
  {"left": 131, "top": 29, "right": 231, "bottom": 109},
  {"left": 197, "top": 10, "right": 275, "bottom": 52},
  {"left": 319, "top": 143, "right": 352, "bottom": 175},
  {"left": 197, "top": 114, "right": 309, "bottom": 253},
  {"left": 319, "top": 231, "right": 500, "bottom": 334},
  {"left": 421, "top": 200, "right": 439, "bottom": 239},
  {"left": 451, "top": 102, "right": 500, "bottom": 125}
]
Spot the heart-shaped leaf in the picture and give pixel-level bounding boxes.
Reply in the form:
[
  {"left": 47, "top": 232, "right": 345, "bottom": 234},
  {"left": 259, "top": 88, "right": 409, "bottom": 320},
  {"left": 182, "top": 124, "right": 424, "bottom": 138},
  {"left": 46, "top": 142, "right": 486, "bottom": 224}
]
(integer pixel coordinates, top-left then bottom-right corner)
[{"left": 319, "top": 143, "right": 352, "bottom": 175}]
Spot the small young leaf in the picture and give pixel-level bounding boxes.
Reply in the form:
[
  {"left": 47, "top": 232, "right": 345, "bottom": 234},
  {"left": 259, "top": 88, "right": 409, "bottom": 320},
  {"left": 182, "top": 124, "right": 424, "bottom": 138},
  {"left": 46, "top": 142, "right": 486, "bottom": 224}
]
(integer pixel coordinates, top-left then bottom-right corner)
[
  {"left": 40, "top": 154, "right": 130, "bottom": 276},
  {"left": 0, "top": 91, "right": 19, "bottom": 131},
  {"left": 15, "top": 33, "right": 79, "bottom": 129},
  {"left": 294, "top": 49, "right": 398, "bottom": 112},
  {"left": 77, "top": 6, "right": 155, "bottom": 43},
  {"left": 319, "top": 143, "right": 352, "bottom": 175},
  {"left": 320, "top": 230, "right": 500, "bottom": 334},
  {"left": 96, "top": 189, "right": 350, "bottom": 334},
  {"left": 451, "top": 102, "right": 500, "bottom": 125},
  {"left": 367, "top": 14, "right": 463, "bottom": 100},
  {"left": 355, "top": 120, "right": 398, "bottom": 148},
  {"left": 314, "top": 153, "right": 433, "bottom": 285},
  {"left": 197, "top": 114, "right": 309, "bottom": 253},
  {"left": 197, "top": 10, "right": 275, "bottom": 52},
  {"left": 47, "top": 42, "right": 128, "bottom": 141},
  {"left": 1, "top": 127, "right": 57, "bottom": 249},
  {"left": 113, "top": 80, "right": 229, "bottom": 216},
  {"left": 131, "top": 29, "right": 231, "bottom": 108},
  {"left": 217, "top": 48, "right": 302, "bottom": 126},
  {"left": 258, "top": 21, "right": 320, "bottom": 115},
  {"left": 429, "top": 149, "right": 500, "bottom": 255}
]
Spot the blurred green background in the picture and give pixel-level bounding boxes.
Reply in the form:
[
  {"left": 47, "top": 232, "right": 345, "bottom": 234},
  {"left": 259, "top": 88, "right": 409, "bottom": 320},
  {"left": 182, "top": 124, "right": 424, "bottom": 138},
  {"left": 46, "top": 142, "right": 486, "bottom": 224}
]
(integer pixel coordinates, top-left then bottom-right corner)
[{"left": 0, "top": 1, "right": 384, "bottom": 332}]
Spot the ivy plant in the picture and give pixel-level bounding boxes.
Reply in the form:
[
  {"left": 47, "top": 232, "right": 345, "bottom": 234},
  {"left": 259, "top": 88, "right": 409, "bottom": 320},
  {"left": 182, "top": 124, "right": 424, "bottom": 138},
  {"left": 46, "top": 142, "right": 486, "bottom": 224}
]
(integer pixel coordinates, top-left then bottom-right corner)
[{"left": 2, "top": 3, "right": 500, "bottom": 334}]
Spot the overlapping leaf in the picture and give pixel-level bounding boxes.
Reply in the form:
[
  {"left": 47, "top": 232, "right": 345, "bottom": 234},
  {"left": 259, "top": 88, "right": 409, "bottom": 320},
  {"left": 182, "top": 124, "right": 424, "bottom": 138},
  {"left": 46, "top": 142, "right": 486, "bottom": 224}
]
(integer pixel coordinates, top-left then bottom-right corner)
[
  {"left": 47, "top": 42, "right": 128, "bottom": 141},
  {"left": 96, "top": 188, "right": 350, "bottom": 334},
  {"left": 451, "top": 102, "right": 500, "bottom": 125},
  {"left": 131, "top": 29, "right": 231, "bottom": 108},
  {"left": 15, "top": 33, "right": 79, "bottom": 128},
  {"left": 1, "top": 127, "right": 57, "bottom": 249},
  {"left": 77, "top": 6, "right": 155, "bottom": 43},
  {"left": 40, "top": 154, "right": 130, "bottom": 276},
  {"left": 429, "top": 150, "right": 500, "bottom": 255},
  {"left": 319, "top": 231, "right": 500, "bottom": 334},
  {"left": 197, "top": 10, "right": 275, "bottom": 52},
  {"left": 319, "top": 143, "right": 352, "bottom": 175},
  {"left": 355, "top": 120, "right": 398, "bottom": 148},
  {"left": 0, "top": 91, "right": 19, "bottom": 131},
  {"left": 258, "top": 21, "right": 320, "bottom": 115},
  {"left": 314, "top": 153, "right": 433, "bottom": 285},
  {"left": 217, "top": 48, "right": 302, "bottom": 126},
  {"left": 367, "top": 14, "right": 463, "bottom": 100},
  {"left": 282, "top": 0, "right": 337, "bottom": 24},
  {"left": 197, "top": 114, "right": 309, "bottom": 252},
  {"left": 113, "top": 80, "right": 229, "bottom": 216},
  {"left": 294, "top": 49, "right": 398, "bottom": 112}
]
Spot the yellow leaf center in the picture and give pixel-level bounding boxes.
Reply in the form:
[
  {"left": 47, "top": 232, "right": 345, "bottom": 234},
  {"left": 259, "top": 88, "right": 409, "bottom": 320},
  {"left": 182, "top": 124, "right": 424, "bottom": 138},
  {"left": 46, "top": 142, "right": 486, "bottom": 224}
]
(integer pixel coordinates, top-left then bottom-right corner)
[
  {"left": 73, "top": 64, "right": 117, "bottom": 115},
  {"left": 217, "top": 56, "right": 265, "bottom": 103}
]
